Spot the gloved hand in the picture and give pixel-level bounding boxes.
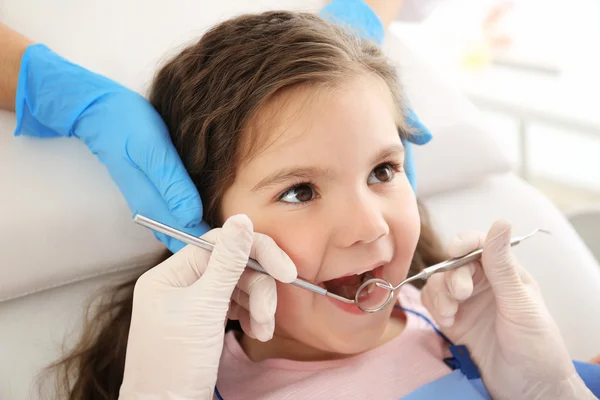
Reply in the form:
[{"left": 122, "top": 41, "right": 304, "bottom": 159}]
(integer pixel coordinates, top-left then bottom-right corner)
[
  {"left": 120, "top": 215, "right": 297, "bottom": 399},
  {"left": 14, "top": 44, "right": 209, "bottom": 252},
  {"left": 421, "top": 221, "right": 595, "bottom": 400}
]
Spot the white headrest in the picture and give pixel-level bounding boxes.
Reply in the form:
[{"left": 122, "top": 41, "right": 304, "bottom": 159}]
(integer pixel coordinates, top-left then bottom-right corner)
[
  {"left": 381, "top": 35, "right": 511, "bottom": 197},
  {"left": 0, "top": 0, "right": 510, "bottom": 302}
]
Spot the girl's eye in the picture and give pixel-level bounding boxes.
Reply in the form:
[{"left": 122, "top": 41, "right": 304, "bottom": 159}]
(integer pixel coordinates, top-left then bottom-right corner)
[
  {"left": 279, "top": 184, "right": 316, "bottom": 204},
  {"left": 368, "top": 163, "right": 401, "bottom": 184}
]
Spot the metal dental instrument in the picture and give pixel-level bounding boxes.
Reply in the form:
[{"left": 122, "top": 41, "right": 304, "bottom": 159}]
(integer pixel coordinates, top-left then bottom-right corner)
[
  {"left": 133, "top": 214, "right": 356, "bottom": 305},
  {"left": 374, "top": 228, "right": 551, "bottom": 293},
  {"left": 134, "top": 214, "right": 549, "bottom": 314},
  {"left": 348, "top": 228, "right": 551, "bottom": 313}
]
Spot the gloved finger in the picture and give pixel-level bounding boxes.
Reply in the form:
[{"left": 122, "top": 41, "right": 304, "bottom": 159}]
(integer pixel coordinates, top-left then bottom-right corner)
[
  {"left": 421, "top": 280, "right": 456, "bottom": 328},
  {"left": 232, "top": 288, "right": 250, "bottom": 312},
  {"left": 251, "top": 315, "right": 275, "bottom": 342},
  {"left": 447, "top": 231, "right": 485, "bottom": 258},
  {"left": 405, "top": 107, "right": 433, "bottom": 145},
  {"left": 403, "top": 141, "right": 417, "bottom": 190},
  {"left": 447, "top": 231, "right": 487, "bottom": 288},
  {"left": 248, "top": 232, "right": 297, "bottom": 283},
  {"left": 107, "top": 156, "right": 185, "bottom": 248},
  {"left": 234, "top": 271, "right": 277, "bottom": 342},
  {"left": 228, "top": 301, "right": 241, "bottom": 320},
  {"left": 403, "top": 107, "right": 433, "bottom": 191},
  {"left": 235, "top": 270, "right": 277, "bottom": 325},
  {"left": 421, "top": 273, "right": 458, "bottom": 327},
  {"left": 227, "top": 303, "right": 272, "bottom": 341},
  {"left": 123, "top": 99, "right": 204, "bottom": 229},
  {"left": 228, "top": 303, "right": 256, "bottom": 340},
  {"left": 481, "top": 220, "right": 524, "bottom": 300},
  {"left": 149, "top": 148, "right": 204, "bottom": 229},
  {"left": 194, "top": 215, "right": 253, "bottom": 303},
  {"left": 445, "top": 264, "right": 475, "bottom": 301},
  {"left": 112, "top": 153, "right": 210, "bottom": 252}
]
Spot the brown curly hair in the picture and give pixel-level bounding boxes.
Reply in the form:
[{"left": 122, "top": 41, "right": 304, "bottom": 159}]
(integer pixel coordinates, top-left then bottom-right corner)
[{"left": 43, "top": 11, "right": 446, "bottom": 399}]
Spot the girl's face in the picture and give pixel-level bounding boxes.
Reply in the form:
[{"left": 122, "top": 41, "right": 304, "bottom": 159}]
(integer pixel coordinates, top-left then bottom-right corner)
[{"left": 221, "top": 74, "right": 420, "bottom": 357}]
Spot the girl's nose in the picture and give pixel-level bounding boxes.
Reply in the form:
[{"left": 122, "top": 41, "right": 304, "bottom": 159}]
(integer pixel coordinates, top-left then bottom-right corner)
[{"left": 334, "top": 192, "right": 390, "bottom": 247}]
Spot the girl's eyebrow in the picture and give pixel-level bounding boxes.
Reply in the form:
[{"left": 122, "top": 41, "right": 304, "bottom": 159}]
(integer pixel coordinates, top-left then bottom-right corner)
[
  {"left": 251, "top": 167, "right": 332, "bottom": 192},
  {"left": 371, "top": 143, "right": 405, "bottom": 165},
  {"left": 251, "top": 144, "right": 405, "bottom": 192}
]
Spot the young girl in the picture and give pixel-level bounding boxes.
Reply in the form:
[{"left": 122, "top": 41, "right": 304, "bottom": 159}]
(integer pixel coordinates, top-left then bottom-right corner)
[
  {"left": 150, "top": 10, "right": 449, "bottom": 396},
  {"left": 48, "top": 10, "right": 598, "bottom": 400}
]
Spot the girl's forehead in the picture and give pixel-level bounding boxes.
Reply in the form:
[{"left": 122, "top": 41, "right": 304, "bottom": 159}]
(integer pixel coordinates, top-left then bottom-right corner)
[{"left": 240, "top": 74, "right": 400, "bottom": 165}]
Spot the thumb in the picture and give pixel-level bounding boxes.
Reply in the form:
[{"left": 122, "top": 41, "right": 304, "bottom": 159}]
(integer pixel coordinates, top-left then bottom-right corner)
[
  {"left": 194, "top": 214, "right": 254, "bottom": 303},
  {"left": 481, "top": 220, "right": 526, "bottom": 305}
]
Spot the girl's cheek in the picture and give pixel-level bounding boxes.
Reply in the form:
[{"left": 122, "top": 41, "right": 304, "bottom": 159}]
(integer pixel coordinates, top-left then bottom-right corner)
[
  {"left": 274, "top": 282, "right": 312, "bottom": 315},
  {"left": 274, "top": 282, "right": 292, "bottom": 313},
  {"left": 273, "top": 283, "right": 313, "bottom": 337},
  {"left": 400, "top": 200, "right": 421, "bottom": 247}
]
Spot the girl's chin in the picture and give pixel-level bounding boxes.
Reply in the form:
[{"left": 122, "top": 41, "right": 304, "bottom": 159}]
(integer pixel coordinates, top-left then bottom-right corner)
[
  {"left": 324, "top": 323, "right": 391, "bottom": 352},
  {"left": 322, "top": 335, "right": 386, "bottom": 357}
]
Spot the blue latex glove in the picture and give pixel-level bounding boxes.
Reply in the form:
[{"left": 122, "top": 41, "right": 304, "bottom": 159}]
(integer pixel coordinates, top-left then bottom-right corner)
[
  {"left": 320, "top": 0, "right": 433, "bottom": 189},
  {"left": 14, "top": 44, "right": 209, "bottom": 252}
]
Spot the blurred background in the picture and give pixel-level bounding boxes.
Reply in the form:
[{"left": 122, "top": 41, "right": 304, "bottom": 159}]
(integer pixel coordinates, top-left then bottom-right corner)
[{"left": 392, "top": 0, "right": 600, "bottom": 214}]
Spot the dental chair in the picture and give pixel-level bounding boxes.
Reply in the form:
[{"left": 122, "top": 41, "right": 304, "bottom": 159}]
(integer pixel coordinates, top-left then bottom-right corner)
[{"left": 1, "top": 1, "right": 599, "bottom": 399}]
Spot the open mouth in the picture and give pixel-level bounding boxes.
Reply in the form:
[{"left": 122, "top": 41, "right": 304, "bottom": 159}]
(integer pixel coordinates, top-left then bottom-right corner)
[{"left": 321, "top": 265, "right": 384, "bottom": 300}]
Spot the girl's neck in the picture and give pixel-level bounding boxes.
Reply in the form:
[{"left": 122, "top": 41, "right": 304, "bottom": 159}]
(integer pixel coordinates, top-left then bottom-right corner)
[{"left": 240, "top": 311, "right": 406, "bottom": 362}]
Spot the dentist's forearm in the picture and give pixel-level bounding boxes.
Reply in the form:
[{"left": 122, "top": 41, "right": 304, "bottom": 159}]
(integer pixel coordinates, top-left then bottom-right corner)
[{"left": 0, "top": 23, "right": 32, "bottom": 111}]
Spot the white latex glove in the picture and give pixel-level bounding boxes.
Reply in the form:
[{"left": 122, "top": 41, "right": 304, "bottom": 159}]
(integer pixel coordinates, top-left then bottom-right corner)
[
  {"left": 119, "top": 214, "right": 297, "bottom": 400},
  {"left": 421, "top": 220, "right": 595, "bottom": 400}
]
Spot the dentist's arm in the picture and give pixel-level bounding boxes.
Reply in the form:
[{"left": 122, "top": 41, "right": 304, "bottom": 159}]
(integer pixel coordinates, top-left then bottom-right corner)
[
  {"left": 1, "top": 23, "right": 209, "bottom": 252},
  {"left": 0, "top": 23, "right": 31, "bottom": 111}
]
